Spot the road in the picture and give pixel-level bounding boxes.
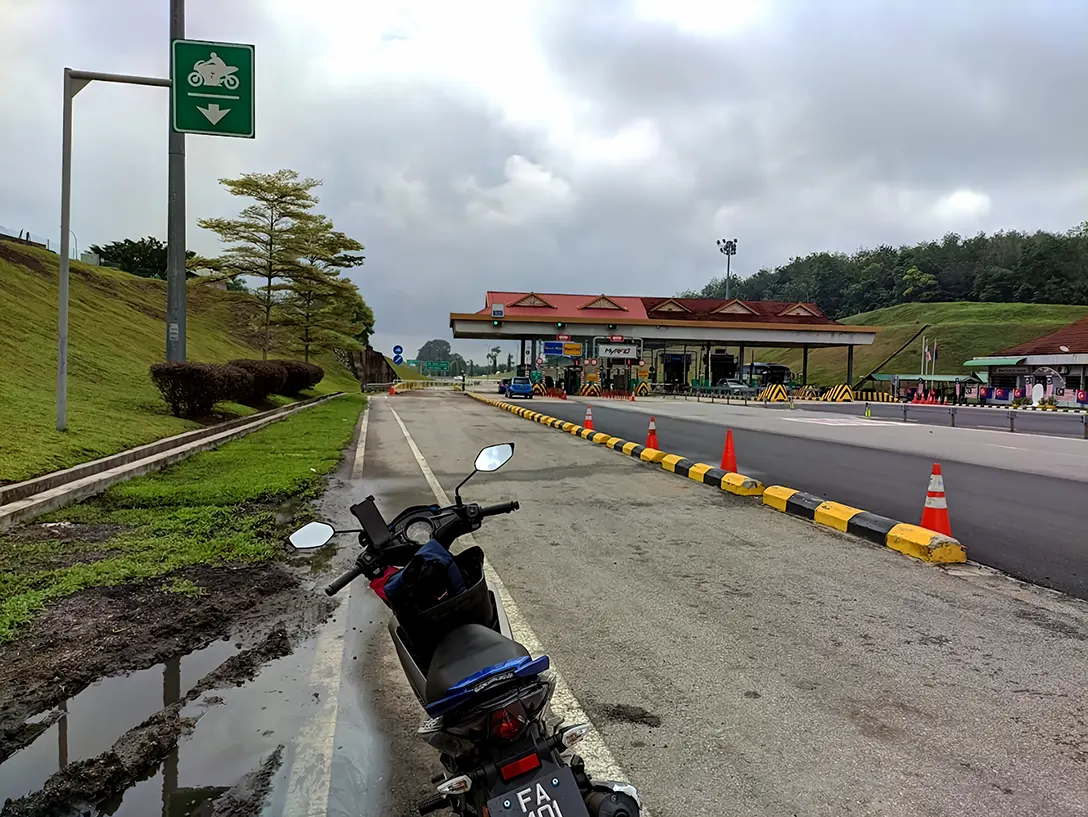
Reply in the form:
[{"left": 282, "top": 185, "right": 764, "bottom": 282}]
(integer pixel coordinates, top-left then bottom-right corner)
[
  {"left": 298, "top": 392, "right": 1088, "bottom": 817},
  {"left": 517, "top": 395, "right": 1088, "bottom": 600}
]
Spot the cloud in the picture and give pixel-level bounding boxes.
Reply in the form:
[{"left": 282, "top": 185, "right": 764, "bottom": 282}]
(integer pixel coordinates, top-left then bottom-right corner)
[{"left": 2, "top": 0, "right": 1087, "bottom": 361}]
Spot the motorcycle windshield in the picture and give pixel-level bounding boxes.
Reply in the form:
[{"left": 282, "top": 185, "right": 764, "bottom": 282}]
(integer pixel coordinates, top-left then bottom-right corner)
[{"left": 424, "top": 655, "right": 550, "bottom": 717}]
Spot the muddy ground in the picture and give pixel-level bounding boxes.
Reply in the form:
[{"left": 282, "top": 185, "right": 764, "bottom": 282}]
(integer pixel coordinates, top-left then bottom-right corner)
[{"left": 0, "top": 552, "right": 337, "bottom": 816}]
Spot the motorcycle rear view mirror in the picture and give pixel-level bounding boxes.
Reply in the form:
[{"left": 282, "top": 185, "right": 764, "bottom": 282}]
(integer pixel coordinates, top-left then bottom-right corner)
[
  {"left": 455, "top": 442, "right": 515, "bottom": 504},
  {"left": 475, "top": 443, "right": 514, "bottom": 472},
  {"left": 289, "top": 521, "right": 335, "bottom": 550}
]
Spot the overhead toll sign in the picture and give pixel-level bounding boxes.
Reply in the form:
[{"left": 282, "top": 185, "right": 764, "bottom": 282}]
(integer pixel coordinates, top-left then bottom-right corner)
[
  {"left": 172, "top": 39, "right": 255, "bottom": 137},
  {"left": 598, "top": 343, "right": 638, "bottom": 359},
  {"left": 543, "top": 341, "right": 583, "bottom": 358}
]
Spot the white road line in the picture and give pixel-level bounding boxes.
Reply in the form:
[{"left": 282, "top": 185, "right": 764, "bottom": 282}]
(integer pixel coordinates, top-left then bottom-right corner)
[
  {"left": 386, "top": 402, "right": 641, "bottom": 795},
  {"left": 281, "top": 402, "right": 368, "bottom": 816}
]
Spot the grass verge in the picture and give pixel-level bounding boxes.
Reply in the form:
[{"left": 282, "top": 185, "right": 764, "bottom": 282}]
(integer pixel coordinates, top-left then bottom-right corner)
[
  {"left": 0, "top": 240, "right": 359, "bottom": 484},
  {"left": 0, "top": 394, "right": 364, "bottom": 643}
]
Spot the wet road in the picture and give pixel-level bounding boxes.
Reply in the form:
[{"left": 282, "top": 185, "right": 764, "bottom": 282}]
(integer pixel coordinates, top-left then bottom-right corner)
[
  {"left": 337, "top": 392, "right": 1088, "bottom": 817},
  {"left": 526, "top": 396, "right": 1088, "bottom": 601}
]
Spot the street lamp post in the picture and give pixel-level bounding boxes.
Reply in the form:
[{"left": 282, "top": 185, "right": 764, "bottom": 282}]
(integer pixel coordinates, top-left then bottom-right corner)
[{"left": 716, "top": 238, "right": 738, "bottom": 299}]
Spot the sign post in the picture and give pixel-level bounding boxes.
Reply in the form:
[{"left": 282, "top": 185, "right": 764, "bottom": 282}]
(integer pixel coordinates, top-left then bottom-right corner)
[{"left": 171, "top": 39, "right": 256, "bottom": 138}]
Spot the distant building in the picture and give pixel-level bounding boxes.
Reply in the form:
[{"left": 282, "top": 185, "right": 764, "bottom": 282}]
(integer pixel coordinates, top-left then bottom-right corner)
[
  {"left": 80, "top": 251, "right": 100, "bottom": 265},
  {"left": 964, "top": 316, "right": 1088, "bottom": 405}
]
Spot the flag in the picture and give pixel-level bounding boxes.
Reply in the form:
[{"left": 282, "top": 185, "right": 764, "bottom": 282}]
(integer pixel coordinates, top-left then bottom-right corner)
[
  {"left": 924, "top": 343, "right": 932, "bottom": 362},
  {"left": 932, "top": 343, "right": 939, "bottom": 362}
]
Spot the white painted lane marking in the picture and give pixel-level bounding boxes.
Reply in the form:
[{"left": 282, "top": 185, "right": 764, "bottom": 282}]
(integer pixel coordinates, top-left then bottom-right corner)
[
  {"left": 387, "top": 403, "right": 640, "bottom": 794},
  {"left": 281, "top": 402, "right": 368, "bottom": 816}
]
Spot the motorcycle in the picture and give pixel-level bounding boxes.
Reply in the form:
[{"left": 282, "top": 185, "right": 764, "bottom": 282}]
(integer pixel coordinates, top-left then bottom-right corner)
[
  {"left": 187, "top": 55, "right": 240, "bottom": 89},
  {"left": 289, "top": 443, "right": 643, "bottom": 817}
]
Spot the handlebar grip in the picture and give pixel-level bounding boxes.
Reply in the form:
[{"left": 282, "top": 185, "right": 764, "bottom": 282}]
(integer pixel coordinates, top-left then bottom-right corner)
[
  {"left": 325, "top": 562, "right": 366, "bottom": 596},
  {"left": 479, "top": 500, "right": 520, "bottom": 517}
]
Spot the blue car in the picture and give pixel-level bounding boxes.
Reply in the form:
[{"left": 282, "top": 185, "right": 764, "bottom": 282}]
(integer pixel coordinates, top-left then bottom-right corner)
[{"left": 506, "top": 376, "right": 534, "bottom": 399}]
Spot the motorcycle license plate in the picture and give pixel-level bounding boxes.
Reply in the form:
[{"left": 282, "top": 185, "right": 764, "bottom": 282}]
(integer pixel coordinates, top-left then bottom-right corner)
[{"left": 487, "top": 766, "right": 590, "bottom": 817}]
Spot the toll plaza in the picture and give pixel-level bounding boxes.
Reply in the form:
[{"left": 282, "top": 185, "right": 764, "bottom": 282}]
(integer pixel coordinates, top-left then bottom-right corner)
[{"left": 450, "top": 291, "right": 877, "bottom": 396}]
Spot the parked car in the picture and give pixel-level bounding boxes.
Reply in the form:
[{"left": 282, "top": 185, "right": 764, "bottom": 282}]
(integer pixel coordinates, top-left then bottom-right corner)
[
  {"left": 498, "top": 378, "right": 511, "bottom": 394},
  {"left": 506, "top": 376, "right": 534, "bottom": 399},
  {"left": 716, "top": 378, "right": 756, "bottom": 397}
]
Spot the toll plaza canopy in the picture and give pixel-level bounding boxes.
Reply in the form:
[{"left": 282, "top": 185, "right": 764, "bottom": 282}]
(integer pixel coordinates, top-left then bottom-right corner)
[{"left": 450, "top": 291, "right": 877, "bottom": 387}]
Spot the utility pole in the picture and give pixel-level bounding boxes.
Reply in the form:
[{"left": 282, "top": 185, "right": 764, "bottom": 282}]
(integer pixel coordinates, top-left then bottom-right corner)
[
  {"left": 716, "top": 237, "right": 738, "bottom": 299},
  {"left": 166, "top": 0, "right": 187, "bottom": 362}
]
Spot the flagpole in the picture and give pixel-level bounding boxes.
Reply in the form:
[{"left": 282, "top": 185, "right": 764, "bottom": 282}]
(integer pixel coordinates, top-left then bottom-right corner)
[{"left": 920, "top": 335, "right": 926, "bottom": 379}]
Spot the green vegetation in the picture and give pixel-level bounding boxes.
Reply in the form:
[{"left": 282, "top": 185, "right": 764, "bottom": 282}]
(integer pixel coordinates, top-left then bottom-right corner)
[
  {"left": 0, "top": 240, "right": 359, "bottom": 484},
  {"left": 686, "top": 222, "right": 1088, "bottom": 317},
  {"left": 0, "top": 394, "right": 363, "bottom": 643},
  {"left": 750, "top": 302, "right": 1088, "bottom": 385},
  {"left": 388, "top": 356, "right": 425, "bottom": 380}
]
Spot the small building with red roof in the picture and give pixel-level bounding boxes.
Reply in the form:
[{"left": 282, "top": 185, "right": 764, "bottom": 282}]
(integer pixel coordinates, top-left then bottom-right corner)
[
  {"left": 965, "top": 316, "right": 1088, "bottom": 405},
  {"left": 450, "top": 291, "right": 877, "bottom": 389}
]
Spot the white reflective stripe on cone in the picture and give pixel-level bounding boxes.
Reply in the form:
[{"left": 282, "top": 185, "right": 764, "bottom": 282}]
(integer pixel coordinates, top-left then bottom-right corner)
[
  {"left": 928, "top": 475, "right": 945, "bottom": 491},
  {"left": 924, "top": 496, "right": 948, "bottom": 508}
]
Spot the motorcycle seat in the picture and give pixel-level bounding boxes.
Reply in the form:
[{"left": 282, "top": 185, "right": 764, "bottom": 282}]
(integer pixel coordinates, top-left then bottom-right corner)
[{"left": 425, "top": 623, "right": 529, "bottom": 703}]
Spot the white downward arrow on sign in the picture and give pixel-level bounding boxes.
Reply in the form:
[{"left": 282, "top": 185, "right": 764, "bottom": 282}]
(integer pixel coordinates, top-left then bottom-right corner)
[{"left": 197, "top": 103, "right": 231, "bottom": 125}]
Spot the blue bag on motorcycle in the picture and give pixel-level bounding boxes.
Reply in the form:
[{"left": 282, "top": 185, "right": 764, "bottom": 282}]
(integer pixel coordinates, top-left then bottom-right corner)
[{"left": 384, "top": 540, "right": 467, "bottom": 615}]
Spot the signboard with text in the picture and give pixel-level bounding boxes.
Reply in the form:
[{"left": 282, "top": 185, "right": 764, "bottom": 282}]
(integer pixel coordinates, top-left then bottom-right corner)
[{"left": 598, "top": 343, "right": 638, "bottom": 359}]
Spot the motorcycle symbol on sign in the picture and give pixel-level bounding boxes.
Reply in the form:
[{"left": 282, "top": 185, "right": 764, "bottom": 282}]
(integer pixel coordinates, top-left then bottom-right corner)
[{"left": 187, "top": 52, "right": 239, "bottom": 89}]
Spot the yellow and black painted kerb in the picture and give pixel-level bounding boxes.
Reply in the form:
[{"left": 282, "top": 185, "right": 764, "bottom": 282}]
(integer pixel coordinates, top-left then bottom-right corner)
[
  {"left": 756, "top": 383, "right": 789, "bottom": 402},
  {"left": 464, "top": 391, "right": 965, "bottom": 564},
  {"left": 854, "top": 390, "right": 896, "bottom": 402},
  {"left": 821, "top": 384, "right": 854, "bottom": 402}
]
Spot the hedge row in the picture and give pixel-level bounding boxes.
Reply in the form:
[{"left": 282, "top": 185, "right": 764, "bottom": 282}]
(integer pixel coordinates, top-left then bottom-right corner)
[{"left": 149, "top": 359, "right": 324, "bottom": 418}]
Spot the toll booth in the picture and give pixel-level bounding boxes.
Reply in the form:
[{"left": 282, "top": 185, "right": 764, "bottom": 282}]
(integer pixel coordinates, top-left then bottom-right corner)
[{"left": 563, "top": 365, "right": 582, "bottom": 395}]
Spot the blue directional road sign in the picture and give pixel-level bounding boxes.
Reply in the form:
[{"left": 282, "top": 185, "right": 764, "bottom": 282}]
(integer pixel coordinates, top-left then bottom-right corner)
[
  {"left": 542, "top": 341, "right": 565, "bottom": 356},
  {"left": 393, "top": 345, "right": 403, "bottom": 355},
  {"left": 393, "top": 355, "right": 404, "bottom": 365}
]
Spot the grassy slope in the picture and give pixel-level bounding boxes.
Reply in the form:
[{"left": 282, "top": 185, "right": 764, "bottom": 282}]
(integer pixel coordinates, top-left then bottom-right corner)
[
  {"left": 0, "top": 241, "right": 359, "bottom": 483},
  {"left": 749, "top": 302, "right": 1088, "bottom": 385},
  {"left": 0, "top": 394, "right": 364, "bottom": 642}
]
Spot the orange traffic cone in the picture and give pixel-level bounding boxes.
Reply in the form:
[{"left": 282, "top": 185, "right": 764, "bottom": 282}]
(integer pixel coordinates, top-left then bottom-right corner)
[
  {"left": 646, "top": 416, "right": 659, "bottom": 448},
  {"left": 389, "top": 384, "right": 395, "bottom": 396},
  {"left": 583, "top": 406, "right": 594, "bottom": 431},
  {"left": 920, "top": 463, "right": 952, "bottom": 536},
  {"left": 720, "top": 429, "right": 737, "bottom": 472}
]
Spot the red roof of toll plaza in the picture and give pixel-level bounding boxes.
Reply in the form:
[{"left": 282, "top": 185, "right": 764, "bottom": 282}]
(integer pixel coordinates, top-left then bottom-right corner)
[
  {"left": 996, "top": 316, "right": 1088, "bottom": 356},
  {"left": 476, "top": 291, "right": 840, "bottom": 326}
]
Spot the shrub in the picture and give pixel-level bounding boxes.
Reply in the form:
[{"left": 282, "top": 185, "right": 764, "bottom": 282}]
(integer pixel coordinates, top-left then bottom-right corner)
[
  {"left": 280, "top": 360, "right": 325, "bottom": 395},
  {"left": 149, "top": 362, "right": 232, "bottom": 418},
  {"left": 228, "top": 359, "right": 289, "bottom": 404},
  {"left": 218, "top": 364, "right": 256, "bottom": 404}
]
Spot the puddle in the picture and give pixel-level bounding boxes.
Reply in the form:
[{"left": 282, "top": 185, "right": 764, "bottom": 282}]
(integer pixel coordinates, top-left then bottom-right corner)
[
  {"left": 0, "top": 638, "right": 239, "bottom": 806},
  {"left": 100, "top": 627, "right": 329, "bottom": 816}
]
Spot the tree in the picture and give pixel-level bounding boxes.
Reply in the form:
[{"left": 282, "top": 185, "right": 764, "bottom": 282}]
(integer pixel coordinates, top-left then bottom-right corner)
[
  {"left": 506, "top": 352, "right": 514, "bottom": 372},
  {"left": 487, "top": 346, "right": 501, "bottom": 374},
  {"left": 88, "top": 236, "right": 196, "bottom": 280},
  {"left": 274, "top": 214, "right": 368, "bottom": 360},
  {"left": 417, "top": 339, "right": 453, "bottom": 361},
  {"left": 196, "top": 169, "right": 322, "bottom": 359},
  {"left": 900, "top": 265, "right": 940, "bottom": 302}
]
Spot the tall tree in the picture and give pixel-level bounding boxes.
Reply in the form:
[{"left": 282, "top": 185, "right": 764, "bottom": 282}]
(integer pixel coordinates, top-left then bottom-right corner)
[
  {"left": 274, "top": 215, "right": 368, "bottom": 360},
  {"left": 487, "top": 346, "right": 501, "bottom": 374},
  {"left": 195, "top": 169, "right": 321, "bottom": 358},
  {"left": 88, "top": 236, "right": 196, "bottom": 280},
  {"left": 417, "top": 339, "right": 453, "bottom": 361}
]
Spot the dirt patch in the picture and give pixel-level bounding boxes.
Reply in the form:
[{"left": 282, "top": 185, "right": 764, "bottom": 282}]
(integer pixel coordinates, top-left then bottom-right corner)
[
  {"left": 0, "top": 705, "right": 197, "bottom": 817},
  {"left": 593, "top": 703, "right": 663, "bottom": 729},
  {"left": 6, "top": 522, "right": 128, "bottom": 545},
  {"left": 0, "top": 242, "right": 48, "bottom": 274},
  {"left": 0, "top": 564, "right": 298, "bottom": 762}
]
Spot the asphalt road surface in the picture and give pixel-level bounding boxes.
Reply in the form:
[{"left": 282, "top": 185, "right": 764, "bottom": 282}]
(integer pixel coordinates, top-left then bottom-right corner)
[
  {"left": 516, "top": 396, "right": 1088, "bottom": 601},
  {"left": 308, "top": 392, "right": 1088, "bottom": 817}
]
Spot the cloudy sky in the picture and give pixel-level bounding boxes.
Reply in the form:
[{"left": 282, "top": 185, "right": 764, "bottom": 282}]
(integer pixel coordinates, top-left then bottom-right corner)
[{"left": 3, "top": 0, "right": 1087, "bottom": 361}]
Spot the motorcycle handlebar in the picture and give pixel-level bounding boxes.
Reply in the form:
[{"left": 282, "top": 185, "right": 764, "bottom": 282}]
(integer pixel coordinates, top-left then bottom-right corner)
[
  {"left": 478, "top": 500, "right": 520, "bottom": 517},
  {"left": 325, "top": 562, "right": 365, "bottom": 596}
]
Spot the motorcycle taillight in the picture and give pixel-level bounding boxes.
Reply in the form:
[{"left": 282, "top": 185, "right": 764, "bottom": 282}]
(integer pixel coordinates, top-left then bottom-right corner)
[{"left": 489, "top": 701, "right": 529, "bottom": 741}]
